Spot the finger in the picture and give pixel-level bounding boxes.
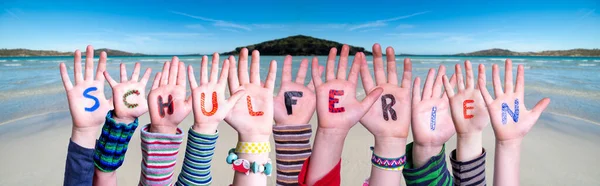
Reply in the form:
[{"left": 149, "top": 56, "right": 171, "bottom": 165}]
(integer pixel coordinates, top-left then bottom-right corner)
[
  {"left": 478, "top": 64, "right": 493, "bottom": 104},
  {"left": 188, "top": 65, "right": 198, "bottom": 89},
  {"left": 442, "top": 75, "right": 455, "bottom": 98},
  {"left": 200, "top": 55, "right": 209, "bottom": 84},
  {"left": 296, "top": 58, "right": 309, "bottom": 84},
  {"left": 73, "top": 49, "right": 83, "bottom": 84},
  {"left": 386, "top": 47, "right": 398, "bottom": 85},
  {"left": 59, "top": 63, "right": 73, "bottom": 90},
  {"left": 140, "top": 68, "right": 152, "bottom": 86},
  {"left": 311, "top": 57, "right": 323, "bottom": 87},
  {"left": 360, "top": 87, "right": 384, "bottom": 113},
  {"left": 308, "top": 65, "right": 324, "bottom": 91},
  {"left": 250, "top": 50, "right": 261, "bottom": 84},
  {"left": 238, "top": 48, "right": 250, "bottom": 84},
  {"left": 131, "top": 62, "right": 141, "bottom": 82},
  {"left": 160, "top": 61, "right": 170, "bottom": 85},
  {"left": 504, "top": 59, "right": 514, "bottom": 93},
  {"left": 177, "top": 61, "right": 186, "bottom": 86},
  {"left": 456, "top": 64, "right": 465, "bottom": 92},
  {"left": 400, "top": 58, "right": 412, "bottom": 88},
  {"left": 282, "top": 55, "right": 293, "bottom": 82},
  {"left": 372, "top": 44, "right": 386, "bottom": 85},
  {"left": 443, "top": 74, "right": 457, "bottom": 100},
  {"left": 210, "top": 53, "right": 220, "bottom": 82},
  {"left": 152, "top": 72, "right": 162, "bottom": 90},
  {"left": 515, "top": 64, "right": 525, "bottom": 95},
  {"left": 226, "top": 89, "right": 246, "bottom": 109},
  {"left": 529, "top": 98, "right": 551, "bottom": 121},
  {"left": 421, "top": 68, "right": 436, "bottom": 100},
  {"left": 432, "top": 65, "right": 446, "bottom": 98},
  {"left": 325, "top": 47, "right": 337, "bottom": 80},
  {"left": 103, "top": 71, "right": 117, "bottom": 87},
  {"left": 228, "top": 56, "right": 240, "bottom": 92},
  {"left": 337, "top": 45, "right": 350, "bottom": 79},
  {"left": 492, "top": 64, "right": 504, "bottom": 97},
  {"left": 465, "top": 60, "right": 475, "bottom": 89},
  {"left": 84, "top": 45, "right": 94, "bottom": 80},
  {"left": 96, "top": 52, "right": 107, "bottom": 80},
  {"left": 360, "top": 52, "right": 375, "bottom": 93},
  {"left": 218, "top": 59, "right": 230, "bottom": 87},
  {"left": 412, "top": 77, "right": 422, "bottom": 103},
  {"left": 348, "top": 52, "right": 361, "bottom": 85},
  {"left": 168, "top": 56, "right": 179, "bottom": 85},
  {"left": 264, "top": 60, "right": 277, "bottom": 89},
  {"left": 120, "top": 63, "right": 128, "bottom": 83}
]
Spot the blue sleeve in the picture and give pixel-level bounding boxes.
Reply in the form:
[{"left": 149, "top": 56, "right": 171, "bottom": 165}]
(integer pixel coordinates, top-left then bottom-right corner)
[{"left": 63, "top": 139, "right": 95, "bottom": 186}]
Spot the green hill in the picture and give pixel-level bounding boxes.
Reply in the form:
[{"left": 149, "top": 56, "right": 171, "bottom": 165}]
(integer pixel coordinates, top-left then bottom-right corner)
[
  {"left": 456, "top": 48, "right": 600, "bottom": 57},
  {"left": 220, "top": 35, "right": 372, "bottom": 56},
  {"left": 0, "top": 48, "right": 146, "bottom": 57}
]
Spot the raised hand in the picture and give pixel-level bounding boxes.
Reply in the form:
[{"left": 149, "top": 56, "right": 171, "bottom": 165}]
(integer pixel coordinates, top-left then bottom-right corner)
[
  {"left": 188, "top": 54, "right": 245, "bottom": 134},
  {"left": 273, "top": 55, "right": 323, "bottom": 125},
  {"left": 104, "top": 62, "right": 152, "bottom": 123},
  {"left": 359, "top": 44, "right": 412, "bottom": 185},
  {"left": 225, "top": 48, "right": 277, "bottom": 142},
  {"left": 60, "top": 45, "right": 111, "bottom": 148},
  {"left": 479, "top": 59, "right": 550, "bottom": 142},
  {"left": 147, "top": 57, "right": 191, "bottom": 134},
  {"left": 442, "top": 61, "right": 489, "bottom": 160},
  {"left": 411, "top": 66, "right": 456, "bottom": 167}
]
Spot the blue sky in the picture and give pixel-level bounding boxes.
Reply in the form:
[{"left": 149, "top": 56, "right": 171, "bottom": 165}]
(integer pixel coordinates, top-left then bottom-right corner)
[{"left": 1, "top": 0, "right": 598, "bottom": 55}]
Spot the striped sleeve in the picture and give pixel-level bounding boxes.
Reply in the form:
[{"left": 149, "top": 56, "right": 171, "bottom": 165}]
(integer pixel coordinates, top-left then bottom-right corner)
[
  {"left": 273, "top": 124, "right": 313, "bottom": 186},
  {"left": 449, "top": 148, "right": 486, "bottom": 186},
  {"left": 139, "top": 124, "right": 184, "bottom": 186},
  {"left": 402, "top": 142, "right": 453, "bottom": 186},
  {"left": 175, "top": 128, "right": 218, "bottom": 186}
]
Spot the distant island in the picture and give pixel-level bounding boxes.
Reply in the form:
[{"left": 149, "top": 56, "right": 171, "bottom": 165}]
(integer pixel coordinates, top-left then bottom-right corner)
[
  {"left": 0, "top": 48, "right": 146, "bottom": 57},
  {"left": 455, "top": 48, "right": 600, "bottom": 57},
  {"left": 220, "top": 35, "right": 372, "bottom": 55}
]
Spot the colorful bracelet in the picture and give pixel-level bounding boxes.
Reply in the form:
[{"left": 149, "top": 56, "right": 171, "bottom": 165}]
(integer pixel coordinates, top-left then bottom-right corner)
[
  {"left": 235, "top": 141, "right": 271, "bottom": 154},
  {"left": 370, "top": 146, "right": 406, "bottom": 171},
  {"left": 226, "top": 148, "right": 273, "bottom": 176},
  {"left": 94, "top": 110, "right": 139, "bottom": 172}
]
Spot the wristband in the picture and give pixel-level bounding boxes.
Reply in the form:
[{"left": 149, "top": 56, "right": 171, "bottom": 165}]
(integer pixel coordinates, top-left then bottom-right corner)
[
  {"left": 226, "top": 148, "right": 273, "bottom": 176},
  {"left": 235, "top": 142, "right": 271, "bottom": 154},
  {"left": 370, "top": 146, "right": 406, "bottom": 171},
  {"left": 94, "top": 110, "right": 139, "bottom": 172}
]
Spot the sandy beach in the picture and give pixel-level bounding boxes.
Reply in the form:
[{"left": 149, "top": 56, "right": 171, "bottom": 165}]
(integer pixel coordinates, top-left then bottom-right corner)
[{"left": 1, "top": 106, "right": 599, "bottom": 185}]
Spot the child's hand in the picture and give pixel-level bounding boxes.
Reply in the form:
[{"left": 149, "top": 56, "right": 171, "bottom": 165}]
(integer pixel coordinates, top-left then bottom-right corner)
[
  {"left": 411, "top": 66, "right": 456, "bottom": 167},
  {"left": 59, "top": 45, "right": 111, "bottom": 148},
  {"left": 147, "top": 57, "right": 191, "bottom": 134},
  {"left": 479, "top": 59, "right": 550, "bottom": 143},
  {"left": 359, "top": 44, "right": 412, "bottom": 145},
  {"left": 104, "top": 62, "right": 152, "bottom": 123},
  {"left": 273, "top": 55, "right": 323, "bottom": 125},
  {"left": 312, "top": 45, "right": 383, "bottom": 134},
  {"left": 188, "top": 54, "right": 245, "bottom": 134},
  {"left": 225, "top": 49, "right": 277, "bottom": 142}
]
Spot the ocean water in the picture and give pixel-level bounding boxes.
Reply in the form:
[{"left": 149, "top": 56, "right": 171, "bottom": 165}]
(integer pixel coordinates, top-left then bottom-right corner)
[{"left": 0, "top": 55, "right": 599, "bottom": 125}]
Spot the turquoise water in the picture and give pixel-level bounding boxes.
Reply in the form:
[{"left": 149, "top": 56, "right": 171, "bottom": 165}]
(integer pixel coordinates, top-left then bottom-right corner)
[{"left": 1, "top": 55, "right": 599, "bottom": 125}]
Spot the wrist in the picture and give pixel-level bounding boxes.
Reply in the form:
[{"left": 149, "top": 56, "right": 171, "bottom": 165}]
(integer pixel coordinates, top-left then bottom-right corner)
[
  {"left": 496, "top": 139, "right": 522, "bottom": 149},
  {"left": 192, "top": 122, "right": 219, "bottom": 135},
  {"left": 412, "top": 143, "right": 443, "bottom": 168},
  {"left": 71, "top": 128, "right": 99, "bottom": 149},
  {"left": 149, "top": 124, "right": 178, "bottom": 134},
  {"left": 457, "top": 132, "right": 483, "bottom": 161},
  {"left": 373, "top": 137, "right": 407, "bottom": 158},
  {"left": 112, "top": 112, "right": 136, "bottom": 124},
  {"left": 238, "top": 134, "right": 271, "bottom": 142}
]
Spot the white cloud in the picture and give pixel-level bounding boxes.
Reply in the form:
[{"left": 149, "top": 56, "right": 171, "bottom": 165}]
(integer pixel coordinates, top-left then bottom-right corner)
[
  {"left": 171, "top": 11, "right": 251, "bottom": 31},
  {"left": 185, "top": 24, "right": 205, "bottom": 30},
  {"left": 359, "top": 28, "right": 381, "bottom": 33},
  {"left": 4, "top": 8, "right": 21, "bottom": 19},
  {"left": 348, "top": 11, "right": 429, "bottom": 31},
  {"left": 396, "top": 24, "right": 415, "bottom": 29},
  {"left": 221, "top": 28, "right": 240, "bottom": 33}
]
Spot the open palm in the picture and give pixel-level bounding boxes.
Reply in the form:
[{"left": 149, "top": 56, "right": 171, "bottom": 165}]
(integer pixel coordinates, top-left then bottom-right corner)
[
  {"left": 411, "top": 66, "right": 456, "bottom": 147},
  {"left": 147, "top": 57, "right": 192, "bottom": 133},
  {"left": 104, "top": 62, "right": 152, "bottom": 122}
]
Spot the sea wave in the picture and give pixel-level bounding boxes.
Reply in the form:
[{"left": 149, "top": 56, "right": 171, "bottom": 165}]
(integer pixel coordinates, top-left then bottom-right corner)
[
  {"left": 578, "top": 63, "right": 597, "bottom": 67},
  {"left": 593, "top": 60, "right": 600, "bottom": 62},
  {"left": 3, "top": 63, "right": 22, "bottom": 67},
  {"left": 0, "top": 60, "right": 7, "bottom": 62}
]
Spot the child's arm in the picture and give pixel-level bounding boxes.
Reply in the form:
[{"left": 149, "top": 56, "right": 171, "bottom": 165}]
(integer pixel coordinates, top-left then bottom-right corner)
[
  {"left": 442, "top": 61, "right": 489, "bottom": 185},
  {"left": 60, "top": 45, "right": 111, "bottom": 186},
  {"left": 174, "top": 54, "right": 244, "bottom": 185},
  {"left": 224, "top": 49, "right": 277, "bottom": 186},
  {"left": 139, "top": 57, "right": 192, "bottom": 186},
  {"left": 478, "top": 60, "right": 550, "bottom": 186},
  {"left": 304, "top": 45, "right": 382, "bottom": 185},
  {"left": 359, "top": 44, "right": 412, "bottom": 186},
  {"left": 405, "top": 65, "right": 456, "bottom": 185},
  {"left": 272, "top": 55, "right": 322, "bottom": 185}
]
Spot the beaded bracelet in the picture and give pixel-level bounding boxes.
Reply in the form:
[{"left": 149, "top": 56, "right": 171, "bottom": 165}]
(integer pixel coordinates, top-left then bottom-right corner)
[
  {"left": 94, "top": 110, "right": 139, "bottom": 172},
  {"left": 235, "top": 142, "right": 271, "bottom": 154},
  {"left": 226, "top": 148, "right": 272, "bottom": 176},
  {"left": 370, "top": 146, "right": 406, "bottom": 171}
]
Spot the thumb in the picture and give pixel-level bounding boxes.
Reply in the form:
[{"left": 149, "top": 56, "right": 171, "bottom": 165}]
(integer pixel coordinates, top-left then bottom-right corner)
[
  {"left": 529, "top": 97, "right": 550, "bottom": 120},
  {"left": 360, "top": 87, "right": 383, "bottom": 113},
  {"left": 225, "top": 89, "right": 246, "bottom": 111}
]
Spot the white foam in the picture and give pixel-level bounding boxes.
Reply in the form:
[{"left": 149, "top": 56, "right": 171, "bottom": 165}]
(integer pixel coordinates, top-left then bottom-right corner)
[
  {"left": 139, "top": 59, "right": 156, "bottom": 62},
  {"left": 3, "top": 63, "right": 22, "bottom": 66},
  {"left": 0, "top": 60, "right": 6, "bottom": 62},
  {"left": 488, "top": 58, "right": 506, "bottom": 61},
  {"left": 593, "top": 60, "right": 600, "bottom": 62},
  {"left": 578, "top": 63, "right": 597, "bottom": 67}
]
